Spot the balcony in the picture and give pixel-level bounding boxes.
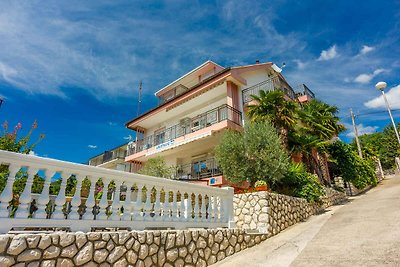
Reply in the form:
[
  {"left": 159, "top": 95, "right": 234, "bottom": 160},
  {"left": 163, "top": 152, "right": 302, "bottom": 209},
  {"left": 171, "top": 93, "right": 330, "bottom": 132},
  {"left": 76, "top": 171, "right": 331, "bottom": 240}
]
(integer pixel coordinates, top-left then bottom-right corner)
[
  {"left": 89, "top": 150, "right": 127, "bottom": 167},
  {"left": 128, "top": 104, "right": 242, "bottom": 155},
  {"left": 295, "top": 84, "right": 315, "bottom": 99},
  {"left": 158, "top": 84, "right": 189, "bottom": 105},
  {"left": 174, "top": 158, "right": 222, "bottom": 181},
  {"left": 242, "top": 76, "right": 297, "bottom": 104}
]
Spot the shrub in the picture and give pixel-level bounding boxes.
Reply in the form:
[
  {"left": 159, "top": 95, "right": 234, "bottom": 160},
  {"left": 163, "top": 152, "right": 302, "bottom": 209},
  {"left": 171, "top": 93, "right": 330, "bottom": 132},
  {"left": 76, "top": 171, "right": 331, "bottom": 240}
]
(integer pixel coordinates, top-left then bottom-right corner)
[
  {"left": 327, "top": 141, "right": 377, "bottom": 189},
  {"left": 215, "top": 121, "right": 290, "bottom": 186},
  {"left": 138, "top": 156, "right": 175, "bottom": 178},
  {"left": 276, "top": 163, "right": 325, "bottom": 203},
  {"left": 254, "top": 180, "right": 267, "bottom": 187}
]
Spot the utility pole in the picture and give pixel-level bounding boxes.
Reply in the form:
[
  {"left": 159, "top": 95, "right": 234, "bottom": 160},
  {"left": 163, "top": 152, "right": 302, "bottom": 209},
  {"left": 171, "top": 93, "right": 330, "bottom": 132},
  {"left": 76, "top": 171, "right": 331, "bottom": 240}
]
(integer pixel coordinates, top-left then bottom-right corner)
[
  {"left": 137, "top": 81, "right": 142, "bottom": 117},
  {"left": 350, "top": 108, "right": 363, "bottom": 158}
]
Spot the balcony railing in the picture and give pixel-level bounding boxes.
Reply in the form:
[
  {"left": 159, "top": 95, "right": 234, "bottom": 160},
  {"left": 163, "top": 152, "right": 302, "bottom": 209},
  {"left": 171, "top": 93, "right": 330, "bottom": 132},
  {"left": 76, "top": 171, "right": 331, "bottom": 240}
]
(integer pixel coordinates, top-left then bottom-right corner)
[
  {"left": 295, "top": 84, "right": 315, "bottom": 99},
  {"left": 129, "top": 104, "right": 242, "bottom": 155},
  {"left": 242, "top": 76, "right": 297, "bottom": 104},
  {"left": 0, "top": 150, "right": 234, "bottom": 233},
  {"left": 174, "top": 158, "right": 222, "bottom": 180},
  {"left": 158, "top": 84, "right": 189, "bottom": 105},
  {"left": 89, "top": 151, "right": 127, "bottom": 166}
]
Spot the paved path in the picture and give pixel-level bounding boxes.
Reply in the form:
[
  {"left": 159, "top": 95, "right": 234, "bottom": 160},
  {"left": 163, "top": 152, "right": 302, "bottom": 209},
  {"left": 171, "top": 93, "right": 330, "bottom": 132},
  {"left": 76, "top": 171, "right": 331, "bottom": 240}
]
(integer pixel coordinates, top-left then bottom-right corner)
[{"left": 214, "top": 175, "right": 400, "bottom": 267}]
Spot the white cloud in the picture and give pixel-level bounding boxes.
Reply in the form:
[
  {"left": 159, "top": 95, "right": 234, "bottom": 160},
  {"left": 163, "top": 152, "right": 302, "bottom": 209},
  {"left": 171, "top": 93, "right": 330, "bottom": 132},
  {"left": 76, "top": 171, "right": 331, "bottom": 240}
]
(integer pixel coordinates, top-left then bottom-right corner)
[
  {"left": 346, "top": 123, "right": 378, "bottom": 137},
  {"left": 108, "top": 122, "right": 117, "bottom": 126},
  {"left": 318, "top": 45, "right": 338, "bottom": 61},
  {"left": 293, "top": 59, "right": 307, "bottom": 70},
  {"left": 354, "top": 68, "right": 386, "bottom": 84},
  {"left": 364, "top": 85, "right": 400, "bottom": 109},
  {"left": 88, "top": 145, "right": 97, "bottom": 149},
  {"left": 360, "top": 45, "right": 375, "bottom": 55}
]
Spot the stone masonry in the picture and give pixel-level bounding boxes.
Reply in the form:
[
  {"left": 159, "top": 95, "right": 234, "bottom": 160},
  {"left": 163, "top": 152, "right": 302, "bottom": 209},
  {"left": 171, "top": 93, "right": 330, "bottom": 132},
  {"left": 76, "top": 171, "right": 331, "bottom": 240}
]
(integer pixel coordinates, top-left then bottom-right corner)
[
  {"left": 0, "top": 229, "right": 267, "bottom": 267},
  {"left": 233, "top": 188, "right": 347, "bottom": 236}
]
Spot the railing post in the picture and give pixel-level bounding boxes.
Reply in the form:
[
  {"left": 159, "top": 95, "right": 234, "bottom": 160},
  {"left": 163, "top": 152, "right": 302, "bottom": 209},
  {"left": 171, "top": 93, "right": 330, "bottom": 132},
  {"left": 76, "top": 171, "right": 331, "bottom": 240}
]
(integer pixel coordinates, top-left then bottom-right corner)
[
  {"left": 162, "top": 187, "right": 170, "bottom": 221},
  {"left": 69, "top": 174, "right": 84, "bottom": 220},
  {"left": 35, "top": 170, "right": 56, "bottom": 219},
  {"left": 122, "top": 183, "right": 133, "bottom": 221},
  {"left": 224, "top": 187, "right": 235, "bottom": 228},
  {"left": 193, "top": 192, "right": 200, "bottom": 222},
  {"left": 171, "top": 190, "right": 178, "bottom": 221},
  {"left": 133, "top": 183, "right": 144, "bottom": 220},
  {"left": 53, "top": 172, "right": 71, "bottom": 219},
  {"left": 0, "top": 165, "right": 20, "bottom": 218},
  {"left": 97, "top": 178, "right": 111, "bottom": 220},
  {"left": 153, "top": 186, "right": 162, "bottom": 221},
  {"left": 200, "top": 193, "right": 207, "bottom": 222},
  {"left": 83, "top": 176, "right": 96, "bottom": 220},
  {"left": 143, "top": 186, "right": 153, "bottom": 221},
  {"left": 15, "top": 167, "right": 38, "bottom": 218},
  {"left": 111, "top": 180, "right": 122, "bottom": 221},
  {"left": 179, "top": 192, "right": 186, "bottom": 221}
]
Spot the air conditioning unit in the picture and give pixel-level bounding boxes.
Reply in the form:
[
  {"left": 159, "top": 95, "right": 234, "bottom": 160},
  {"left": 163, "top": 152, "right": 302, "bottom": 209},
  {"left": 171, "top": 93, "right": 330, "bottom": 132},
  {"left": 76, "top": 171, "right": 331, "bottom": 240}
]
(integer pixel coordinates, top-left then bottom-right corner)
[{"left": 209, "top": 177, "right": 217, "bottom": 185}]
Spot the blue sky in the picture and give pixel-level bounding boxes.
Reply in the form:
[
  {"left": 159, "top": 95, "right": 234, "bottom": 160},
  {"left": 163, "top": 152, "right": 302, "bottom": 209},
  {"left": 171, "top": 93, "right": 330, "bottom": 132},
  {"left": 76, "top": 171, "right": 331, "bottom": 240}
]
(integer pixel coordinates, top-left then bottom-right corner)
[{"left": 1, "top": 0, "right": 400, "bottom": 163}]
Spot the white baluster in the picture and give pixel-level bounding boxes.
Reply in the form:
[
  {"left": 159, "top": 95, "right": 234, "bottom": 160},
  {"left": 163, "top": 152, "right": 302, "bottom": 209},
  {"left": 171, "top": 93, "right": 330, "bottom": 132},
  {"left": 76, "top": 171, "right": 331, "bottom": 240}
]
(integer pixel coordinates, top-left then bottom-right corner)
[
  {"left": 15, "top": 167, "right": 38, "bottom": 218},
  {"left": 153, "top": 186, "right": 162, "bottom": 221},
  {"left": 210, "top": 195, "right": 216, "bottom": 222},
  {"left": 200, "top": 194, "right": 207, "bottom": 222},
  {"left": 179, "top": 192, "right": 186, "bottom": 221},
  {"left": 69, "top": 174, "right": 84, "bottom": 220},
  {"left": 122, "top": 183, "right": 133, "bottom": 221},
  {"left": 98, "top": 179, "right": 111, "bottom": 220},
  {"left": 162, "top": 188, "right": 170, "bottom": 221},
  {"left": 143, "top": 186, "right": 153, "bottom": 221},
  {"left": 218, "top": 196, "right": 224, "bottom": 222},
  {"left": 53, "top": 172, "right": 71, "bottom": 219},
  {"left": 111, "top": 181, "right": 122, "bottom": 221},
  {"left": 133, "top": 183, "right": 143, "bottom": 220},
  {"left": 83, "top": 176, "right": 96, "bottom": 220},
  {"left": 171, "top": 190, "right": 178, "bottom": 221},
  {"left": 193, "top": 192, "right": 200, "bottom": 222},
  {"left": 35, "top": 169, "right": 56, "bottom": 219},
  {"left": 0, "top": 164, "right": 20, "bottom": 218}
]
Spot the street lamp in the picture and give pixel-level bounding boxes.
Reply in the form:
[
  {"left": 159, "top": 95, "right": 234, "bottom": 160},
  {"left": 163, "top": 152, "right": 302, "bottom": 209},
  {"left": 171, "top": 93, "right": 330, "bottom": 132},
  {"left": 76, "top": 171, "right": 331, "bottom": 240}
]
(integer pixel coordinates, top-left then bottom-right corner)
[{"left": 375, "top": 81, "right": 400, "bottom": 144}]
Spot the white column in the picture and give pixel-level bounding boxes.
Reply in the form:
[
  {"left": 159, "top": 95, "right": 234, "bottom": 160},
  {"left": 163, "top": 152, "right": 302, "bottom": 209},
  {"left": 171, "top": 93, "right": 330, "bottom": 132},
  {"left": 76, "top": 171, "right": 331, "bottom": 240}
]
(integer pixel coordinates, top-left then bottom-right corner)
[
  {"left": 0, "top": 165, "right": 20, "bottom": 218},
  {"left": 122, "top": 183, "right": 133, "bottom": 221},
  {"left": 200, "top": 194, "right": 207, "bottom": 222},
  {"left": 15, "top": 167, "right": 38, "bottom": 218},
  {"left": 69, "top": 174, "right": 84, "bottom": 220},
  {"left": 133, "top": 183, "right": 143, "bottom": 220},
  {"left": 171, "top": 190, "right": 178, "bottom": 221},
  {"left": 193, "top": 192, "right": 200, "bottom": 222},
  {"left": 143, "top": 186, "right": 153, "bottom": 221},
  {"left": 35, "top": 170, "right": 56, "bottom": 219},
  {"left": 218, "top": 196, "right": 224, "bottom": 222},
  {"left": 179, "top": 192, "right": 186, "bottom": 221},
  {"left": 210, "top": 195, "right": 216, "bottom": 222},
  {"left": 153, "top": 186, "right": 162, "bottom": 221},
  {"left": 97, "top": 179, "right": 111, "bottom": 220},
  {"left": 83, "top": 176, "right": 96, "bottom": 220},
  {"left": 111, "top": 181, "right": 122, "bottom": 221},
  {"left": 53, "top": 172, "right": 71, "bottom": 219},
  {"left": 162, "top": 188, "right": 170, "bottom": 221}
]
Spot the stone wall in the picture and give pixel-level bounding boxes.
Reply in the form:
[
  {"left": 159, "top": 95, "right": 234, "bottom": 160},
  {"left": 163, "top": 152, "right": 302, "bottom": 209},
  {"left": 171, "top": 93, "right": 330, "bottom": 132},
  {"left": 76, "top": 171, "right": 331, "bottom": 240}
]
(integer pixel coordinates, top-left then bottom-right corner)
[
  {"left": 233, "top": 188, "right": 347, "bottom": 235},
  {"left": 0, "top": 229, "right": 267, "bottom": 267}
]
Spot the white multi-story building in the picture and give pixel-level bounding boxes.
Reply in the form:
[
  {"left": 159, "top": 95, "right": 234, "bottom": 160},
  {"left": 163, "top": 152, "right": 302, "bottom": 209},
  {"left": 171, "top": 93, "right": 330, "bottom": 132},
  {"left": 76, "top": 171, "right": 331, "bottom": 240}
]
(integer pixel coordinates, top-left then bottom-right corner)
[{"left": 123, "top": 60, "right": 314, "bottom": 186}]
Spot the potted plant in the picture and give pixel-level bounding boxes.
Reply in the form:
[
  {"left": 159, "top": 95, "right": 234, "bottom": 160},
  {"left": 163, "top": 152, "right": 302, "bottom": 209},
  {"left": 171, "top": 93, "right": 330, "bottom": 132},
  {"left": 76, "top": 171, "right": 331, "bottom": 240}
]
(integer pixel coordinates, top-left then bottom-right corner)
[{"left": 254, "top": 180, "right": 268, "bottom": 191}]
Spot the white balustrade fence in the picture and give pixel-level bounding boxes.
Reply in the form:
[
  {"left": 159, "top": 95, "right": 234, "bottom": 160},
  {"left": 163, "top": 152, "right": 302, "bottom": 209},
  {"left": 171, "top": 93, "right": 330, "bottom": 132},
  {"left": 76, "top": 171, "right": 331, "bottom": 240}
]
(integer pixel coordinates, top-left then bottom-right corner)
[{"left": 0, "top": 150, "right": 234, "bottom": 233}]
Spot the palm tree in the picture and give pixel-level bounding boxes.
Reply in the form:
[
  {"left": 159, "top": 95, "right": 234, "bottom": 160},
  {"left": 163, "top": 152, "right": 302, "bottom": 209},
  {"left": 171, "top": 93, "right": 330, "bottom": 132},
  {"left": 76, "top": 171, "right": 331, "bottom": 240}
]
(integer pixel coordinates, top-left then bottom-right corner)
[
  {"left": 298, "top": 100, "right": 345, "bottom": 140},
  {"left": 247, "top": 90, "right": 298, "bottom": 148}
]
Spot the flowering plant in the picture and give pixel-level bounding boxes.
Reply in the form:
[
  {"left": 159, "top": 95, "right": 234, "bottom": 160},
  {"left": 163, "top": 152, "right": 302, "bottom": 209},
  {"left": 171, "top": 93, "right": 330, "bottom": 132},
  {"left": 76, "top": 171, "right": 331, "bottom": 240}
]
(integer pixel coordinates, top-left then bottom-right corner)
[{"left": 0, "top": 120, "right": 45, "bottom": 154}]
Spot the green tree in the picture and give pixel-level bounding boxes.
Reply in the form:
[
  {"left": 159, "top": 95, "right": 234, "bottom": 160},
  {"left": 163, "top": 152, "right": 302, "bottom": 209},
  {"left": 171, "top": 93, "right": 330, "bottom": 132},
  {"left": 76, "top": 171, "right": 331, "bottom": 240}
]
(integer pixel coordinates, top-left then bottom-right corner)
[
  {"left": 247, "top": 90, "right": 298, "bottom": 148},
  {"left": 215, "top": 121, "right": 290, "bottom": 186},
  {"left": 138, "top": 156, "right": 175, "bottom": 178}
]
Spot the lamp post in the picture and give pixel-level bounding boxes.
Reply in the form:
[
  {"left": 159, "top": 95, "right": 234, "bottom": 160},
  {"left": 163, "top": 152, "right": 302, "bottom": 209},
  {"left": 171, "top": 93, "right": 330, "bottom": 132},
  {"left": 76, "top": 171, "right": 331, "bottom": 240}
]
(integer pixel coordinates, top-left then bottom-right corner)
[{"left": 375, "top": 81, "right": 400, "bottom": 145}]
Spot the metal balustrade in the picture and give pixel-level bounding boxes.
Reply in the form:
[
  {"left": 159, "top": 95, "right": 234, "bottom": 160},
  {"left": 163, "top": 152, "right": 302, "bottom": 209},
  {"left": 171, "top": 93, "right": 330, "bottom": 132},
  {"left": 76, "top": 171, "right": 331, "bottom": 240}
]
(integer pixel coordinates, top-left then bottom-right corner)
[
  {"left": 0, "top": 150, "right": 234, "bottom": 233},
  {"left": 242, "top": 76, "right": 297, "bottom": 104},
  {"left": 174, "top": 158, "right": 222, "bottom": 180},
  {"left": 129, "top": 104, "right": 242, "bottom": 155}
]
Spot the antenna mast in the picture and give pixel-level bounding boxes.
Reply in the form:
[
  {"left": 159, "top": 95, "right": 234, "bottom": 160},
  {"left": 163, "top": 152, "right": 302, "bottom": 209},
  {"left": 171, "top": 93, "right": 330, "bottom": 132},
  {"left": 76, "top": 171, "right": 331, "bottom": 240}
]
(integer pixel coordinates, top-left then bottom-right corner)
[{"left": 137, "top": 81, "right": 142, "bottom": 116}]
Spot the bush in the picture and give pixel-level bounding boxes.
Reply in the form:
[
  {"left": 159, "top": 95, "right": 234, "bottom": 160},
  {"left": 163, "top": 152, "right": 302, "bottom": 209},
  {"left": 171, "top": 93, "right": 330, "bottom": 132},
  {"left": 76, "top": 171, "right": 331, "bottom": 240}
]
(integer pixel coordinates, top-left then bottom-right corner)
[
  {"left": 327, "top": 141, "right": 377, "bottom": 189},
  {"left": 254, "top": 180, "right": 267, "bottom": 187},
  {"left": 215, "top": 121, "right": 290, "bottom": 186},
  {"left": 275, "top": 163, "right": 325, "bottom": 203},
  {"left": 138, "top": 156, "right": 175, "bottom": 178}
]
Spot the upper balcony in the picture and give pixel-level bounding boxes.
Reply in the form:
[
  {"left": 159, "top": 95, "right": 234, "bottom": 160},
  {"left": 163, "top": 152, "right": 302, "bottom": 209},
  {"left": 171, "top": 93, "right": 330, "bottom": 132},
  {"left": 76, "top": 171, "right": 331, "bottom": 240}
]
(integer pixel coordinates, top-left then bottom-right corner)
[
  {"left": 295, "top": 84, "right": 315, "bottom": 102},
  {"left": 126, "top": 104, "right": 242, "bottom": 159},
  {"left": 242, "top": 76, "right": 296, "bottom": 104},
  {"left": 88, "top": 145, "right": 128, "bottom": 168}
]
